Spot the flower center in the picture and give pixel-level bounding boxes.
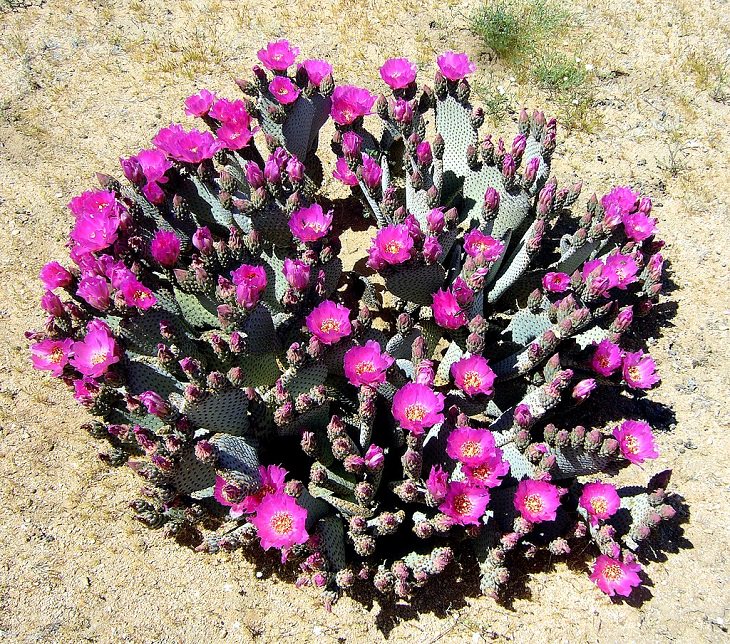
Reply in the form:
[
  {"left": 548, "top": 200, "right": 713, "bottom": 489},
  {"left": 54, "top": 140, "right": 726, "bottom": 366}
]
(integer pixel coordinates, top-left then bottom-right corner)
[
  {"left": 590, "top": 497, "right": 608, "bottom": 515},
  {"left": 623, "top": 434, "right": 639, "bottom": 454},
  {"left": 135, "top": 290, "right": 150, "bottom": 300},
  {"left": 628, "top": 366, "right": 641, "bottom": 381},
  {"left": 277, "top": 86, "right": 289, "bottom": 95},
  {"left": 341, "top": 109, "right": 353, "bottom": 122},
  {"left": 384, "top": 241, "right": 402, "bottom": 255},
  {"left": 598, "top": 355, "right": 611, "bottom": 369},
  {"left": 91, "top": 350, "right": 109, "bottom": 365},
  {"left": 453, "top": 493, "right": 474, "bottom": 516},
  {"left": 462, "top": 371, "right": 483, "bottom": 390},
  {"left": 405, "top": 403, "right": 427, "bottom": 422},
  {"left": 320, "top": 318, "right": 341, "bottom": 333},
  {"left": 304, "top": 220, "right": 323, "bottom": 231},
  {"left": 471, "top": 464, "right": 492, "bottom": 482},
  {"left": 602, "top": 564, "right": 624, "bottom": 582},
  {"left": 460, "top": 440, "right": 482, "bottom": 459},
  {"left": 524, "top": 493, "right": 544, "bottom": 514},
  {"left": 270, "top": 510, "right": 294, "bottom": 535},
  {"left": 355, "top": 361, "right": 375, "bottom": 375},
  {"left": 49, "top": 347, "right": 64, "bottom": 364}
]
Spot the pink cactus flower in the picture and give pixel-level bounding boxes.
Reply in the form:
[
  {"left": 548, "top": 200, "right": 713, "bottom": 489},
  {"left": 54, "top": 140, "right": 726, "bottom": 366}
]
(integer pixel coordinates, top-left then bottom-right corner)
[
  {"left": 361, "top": 154, "right": 382, "bottom": 189},
  {"left": 513, "top": 403, "right": 532, "bottom": 427},
  {"left": 257, "top": 40, "right": 300, "bottom": 71},
  {"left": 333, "top": 156, "right": 359, "bottom": 186},
  {"left": 613, "top": 420, "right": 659, "bottom": 464},
  {"left": 572, "top": 378, "right": 597, "bottom": 401},
  {"left": 416, "top": 141, "right": 433, "bottom": 167},
  {"left": 77, "top": 275, "right": 112, "bottom": 311},
  {"left": 426, "top": 465, "right": 449, "bottom": 503},
  {"left": 542, "top": 271, "right": 571, "bottom": 293},
  {"left": 282, "top": 258, "right": 311, "bottom": 291},
  {"left": 330, "top": 85, "right": 376, "bottom": 125},
  {"left": 392, "top": 98, "right": 413, "bottom": 123},
  {"left": 209, "top": 98, "right": 251, "bottom": 125},
  {"left": 69, "top": 192, "right": 122, "bottom": 253},
  {"left": 150, "top": 231, "right": 181, "bottom": 267},
  {"left": 30, "top": 338, "right": 74, "bottom": 377},
  {"left": 70, "top": 324, "right": 119, "bottom": 378},
  {"left": 341, "top": 131, "right": 362, "bottom": 158},
  {"left": 439, "top": 481, "right": 490, "bottom": 526},
  {"left": 133, "top": 148, "right": 173, "bottom": 203},
  {"left": 622, "top": 350, "right": 660, "bottom": 389},
  {"left": 364, "top": 444, "right": 385, "bottom": 470},
  {"left": 436, "top": 51, "right": 476, "bottom": 81},
  {"left": 432, "top": 288, "right": 468, "bottom": 330},
  {"left": 451, "top": 355, "right": 496, "bottom": 397},
  {"left": 217, "top": 121, "right": 255, "bottom": 151},
  {"left": 269, "top": 76, "right": 301, "bottom": 105},
  {"left": 463, "top": 450, "right": 510, "bottom": 488},
  {"left": 604, "top": 254, "right": 639, "bottom": 290},
  {"left": 286, "top": 157, "right": 304, "bottom": 182},
  {"left": 138, "top": 391, "right": 171, "bottom": 418},
  {"left": 41, "top": 290, "right": 65, "bottom": 317},
  {"left": 40, "top": 261, "right": 73, "bottom": 290},
  {"left": 601, "top": 186, "right": 638, "bottom": 219},
  {"left": 119, "top": 277, "right": 157, "bottom": 310},
  {"left": 213, "top": 476, "right": 247, "bottom": 518},
  {"left": 590, "top": 555, "right": 643, "bottom": 597},
  {"left": 192, "top": 226, "right": 213, "bottom": 254},
  {"left": 426, "top": 208, "right": 445, "bottom": 234},
  {"left": 306, "top": 300, "right": 352, "bottom": 345},
  {"left": 251, "top": 492, "right": 308, "bottom": 551},
  {"left": 380, "top": 57, "right": 417, "bottom": 89},
  {"left": 591, "top": 339, "right": 622, "bottom": 377},
  {"left": 463, "top": 230, "right": 504, "bottom": 261},
  {"left": 241, "top": 465, "right": 288, "bottom": 514},
  {"left": 579, "top": 482, "right": 621, "bottom": 526},
  {"left": 68, "top": 190, "right": 119, "bottom": 219},
  {"left": 153, "top": 124, "right": 222, "bottom": 164},
  {"left": 184, "top": 89, "right": 217, "bottom": 116},
  {"left": 623, "top": 212, "right": 657, "bottom": 242},
  {"left": 422, "top": 236, "right": 442, "bottom": 264},
  {"left": 302, "top": 59, "right": 332, "bottom": 86},
  {"left": 231, "top": 264, "right": 267, "bottom": 309},
  {"left": 372, "top": 224, "right": 414, "bottom": 265},
  {"left": 514, "top": 479, "right": 563, "bottom": 523},
  {"left": 446, "top": 426, "right": 497, "bottom": 466},
  {"left": 73, "top": 377, "right": 100, "bottom": 407},
  {"left": 343, "top": 340, "right": 394, "bottom": 387},
  {"left": 392, "top": 382, "right": 445, "bottom": 434},
  {"left": 289, "top": 204, "right": 333, "bottom": 242}
]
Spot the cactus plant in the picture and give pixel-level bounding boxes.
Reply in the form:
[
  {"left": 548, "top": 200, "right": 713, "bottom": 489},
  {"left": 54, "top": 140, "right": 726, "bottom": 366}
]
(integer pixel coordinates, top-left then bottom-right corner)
[{"left": 29, "top": 41, "right": 675, "bottom": 606}]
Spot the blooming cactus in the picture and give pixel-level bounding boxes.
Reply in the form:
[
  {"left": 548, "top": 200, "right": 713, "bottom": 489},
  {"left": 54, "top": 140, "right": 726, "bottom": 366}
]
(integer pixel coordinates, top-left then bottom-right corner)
[{"left": 28, "top": 43, "right": 677, "bottom": 606}]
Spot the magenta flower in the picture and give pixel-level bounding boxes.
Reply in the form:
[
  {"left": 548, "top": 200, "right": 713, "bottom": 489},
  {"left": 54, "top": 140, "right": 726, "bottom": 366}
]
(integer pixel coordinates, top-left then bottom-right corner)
[
  {"left": 119, "top": 277, "right": 157, "bottom": 310},
  {"left": 68, "top": 190, "right": 119, "bottom": 219},
  {"left": 40, "top": 262, "right": 73, "bottom": 290},
  {"left": 604, "top": 254, "right": 639, "bottom": 290},
  {"left": 302, "top": 58, "right": 333, "bottom": 86},
  {"left": 69, "top": 192, "right": 122, "bottom": 253},
  {"left": 601, "top": 186, "right": 638, "bottom": 219},
  {"left": 392, "top": 382, "right": 445, "bottom": 434},
  {"left": 217, "top": 121, "right": 255, "bottom": 151},
  {"left": 333, "top": 156, "right": 358, "bottom": 186},
  {"left": 372, "top": 224, "right": 414, "bottom": 265},
  {"left": 364, "top": 444, "right": 385, "bottom": 470},
  {"left": 579, "top": 482, "right": 621, "bottom": 526},
  {"left": 138, "top": 391, "right": 171, "bottom": 418},
  {"left": 257, "top": 40, "right": 300, "bottom": 71},
  {"left": 426, "top": 465, "right": 449, "bottom": 503},
  {"left": 463, "top": 230, "right": 504, "bottom": 262},
  {"left": 439, "top": 482, "right": 490, "bottom": 526},
  {"left": 184, "top": 89, "right": 217, "bottom": 116},
  {"left": 513, "top": 403, "right": 532, "bottom": 427},
  {"left": 306, "top": 300, "right": 352, "bottom": 345},
  {"left": 463, "top": 451, "right": 510, "bottom": 488},
  {"left": 451, "top": 355, "right": 496, "bottom": 397},
  {"left": 70, "top": 324, "right": 119, "bottom": 378},
  {"left": 426, "top": 208, "right": 445, "bottom": 234},
  {"left": 422, "top": 236, "right": 442, "bottom": 263},
  {"left": 572, "top": 378, "right": 597, "bottom": 401},
  {"left": 213, "top": 476, "right": 247, "bottom": 518},
  {"left": 150, "top": 231, "right": 181, "bottom": 267},
  {"left": 392, "top": 98, "right": 413, "bottom": 123},
  {"left": 73, "top": 377, "right": 100, "bottom": 407},
  {"left": 361, "top": 154, "right": 382, "bottom": 190},
  {"left": 30, "top": 338, "right": 73, "bottom": 377},
  {"left": 622, "top": 350, "right": 660, "bottom": 389},
  {"left": 77, "top": 275, "right": 112, "bottom": 311},
  {"left": 286, "top": 157, "right": 304, "bottom": 182},
  {"left": 436, "top": 51, "right": 476, "bottom": 81},
  {"left": 241, "top": 465, "right": 288, "bottom": 514},
  {"left": 153, "top": 124, "right": 222, "bottom": 164},
  {"left": 343, "top": 340, "right": 394, "bottom": 387},
  {"left": 269, "top": 76, "right": 301, "bottom": 105},
  {"left": 209, "top": 98, "right": 251, "bottom": 124},
  {"left": 542, "top": 271, "right": 571, "bottom": 293},
  {"left": 231, "top": 264, "right": 267, "bottom": 309},
  {"left": 590, "top": 555, "right": 643, "bottom": 597},
  {"left": 263, "top": 158, "right": 281, "bottom": 184},
  {"left": 192, "top": 226, "right": 213, "bottom": 254},
  {"left": 134, "top": 148, "right": 173, "bottom": 203},
  {"left": 416, "top": 141, "right": 433, "bottom": 167},
  {"left": 252, "top": 492, "right": 308, "bottom": 551},
  {"left": 341, "top": 131, "right": 362, "bottom": 158},
  {"left": 446, "top": 426, "right": 496, "bottom": 466},
  {"left": 591, "top": 339, "right": 622, "bottom": 377},
  {"left": 282, "top": 258, "right": 311, "bottom": 291},
  {"left": 514, "top": 479, "right": 563, "bottom": 523},
  {"left": 330, "top": 85, "right": 376, "bottom": 125},
  {"left": 380, "top": 57, "right": 417, "bottom": 89},
  {"left": 289, "top": 204, "right": 333, "bottom": 242},
  {"left": 432, "top": 288, "right": 468, "bottom": 330},
  {"left": 623, "top": 212, "right": 657, "bottom": 242},
  {"left": 41, "top": 290, "right": 64, "bottom": 317},
  {"left": 613, "top": 420, "right": 659, "bottom": 464}
]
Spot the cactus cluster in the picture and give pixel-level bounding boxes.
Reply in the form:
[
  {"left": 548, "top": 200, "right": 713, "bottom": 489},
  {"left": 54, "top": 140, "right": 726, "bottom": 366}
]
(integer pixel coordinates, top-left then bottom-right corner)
[{"left": 29, "top": 41, "right": 676, "bottom": 605}]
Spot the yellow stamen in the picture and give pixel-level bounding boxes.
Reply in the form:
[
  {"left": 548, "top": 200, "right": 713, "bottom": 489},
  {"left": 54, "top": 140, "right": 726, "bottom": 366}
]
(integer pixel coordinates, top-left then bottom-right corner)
[{"left": 270, "top": 511, "right": 293, "bottom": 535}]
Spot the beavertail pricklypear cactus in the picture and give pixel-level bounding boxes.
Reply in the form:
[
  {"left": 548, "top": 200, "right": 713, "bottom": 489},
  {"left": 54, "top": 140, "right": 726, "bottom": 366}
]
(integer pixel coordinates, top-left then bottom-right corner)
[{"left": 29, "top": 41, "right": 676, "bottom": 606}]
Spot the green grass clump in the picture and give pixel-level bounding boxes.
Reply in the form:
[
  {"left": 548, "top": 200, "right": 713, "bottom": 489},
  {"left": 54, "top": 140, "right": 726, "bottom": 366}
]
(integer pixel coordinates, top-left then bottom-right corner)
[{"left": 531, "top": 53, "right": 586, "bottom": 92}]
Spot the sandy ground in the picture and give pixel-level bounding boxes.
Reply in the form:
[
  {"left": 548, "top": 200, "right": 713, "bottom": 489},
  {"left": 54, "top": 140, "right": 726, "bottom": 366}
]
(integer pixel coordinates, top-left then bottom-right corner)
[{"left": 1, "top": 0, "right": 729, "bottom": 641}]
